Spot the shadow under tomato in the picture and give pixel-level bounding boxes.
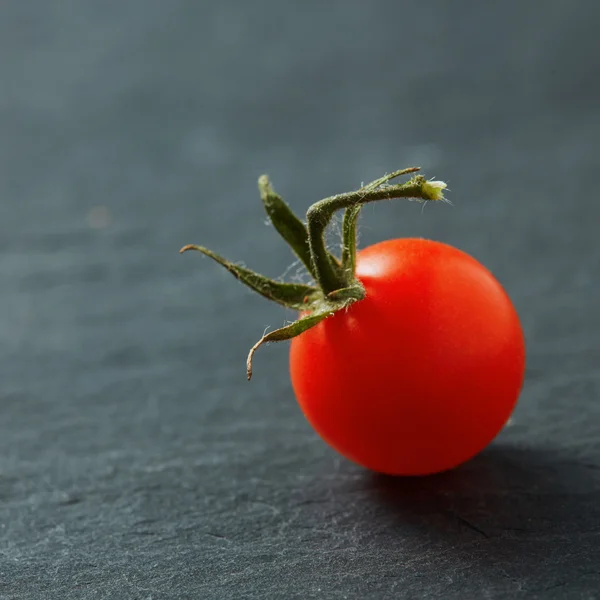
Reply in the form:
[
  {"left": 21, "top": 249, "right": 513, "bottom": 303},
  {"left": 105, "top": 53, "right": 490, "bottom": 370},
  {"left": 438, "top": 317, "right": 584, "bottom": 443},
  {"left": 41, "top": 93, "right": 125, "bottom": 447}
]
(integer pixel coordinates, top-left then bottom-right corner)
[{"left": 362, "top": 444, "right": 600, "bottom": 592}]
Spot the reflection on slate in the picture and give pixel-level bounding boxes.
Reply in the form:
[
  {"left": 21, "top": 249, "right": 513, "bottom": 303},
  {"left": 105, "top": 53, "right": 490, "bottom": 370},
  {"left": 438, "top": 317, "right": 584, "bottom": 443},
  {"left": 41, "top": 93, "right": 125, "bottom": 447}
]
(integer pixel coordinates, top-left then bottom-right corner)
[{"left": 1, "top": 1, "right": 599, "bottom": 598}]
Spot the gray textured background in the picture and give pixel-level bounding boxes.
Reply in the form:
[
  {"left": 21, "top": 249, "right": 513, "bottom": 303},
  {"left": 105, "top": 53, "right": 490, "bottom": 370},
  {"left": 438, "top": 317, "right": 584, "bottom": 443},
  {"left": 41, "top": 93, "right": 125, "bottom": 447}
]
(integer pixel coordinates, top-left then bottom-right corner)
[{"left": 1, "top": 1, "right": 599, "bottom": 598}]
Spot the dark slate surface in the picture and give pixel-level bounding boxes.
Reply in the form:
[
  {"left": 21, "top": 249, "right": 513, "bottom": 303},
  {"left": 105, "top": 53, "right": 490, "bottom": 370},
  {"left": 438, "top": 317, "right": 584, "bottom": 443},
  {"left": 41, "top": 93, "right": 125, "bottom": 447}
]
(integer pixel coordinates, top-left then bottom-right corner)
[{"left": 1, "top": 1, "right": 599, "bottom": 598}]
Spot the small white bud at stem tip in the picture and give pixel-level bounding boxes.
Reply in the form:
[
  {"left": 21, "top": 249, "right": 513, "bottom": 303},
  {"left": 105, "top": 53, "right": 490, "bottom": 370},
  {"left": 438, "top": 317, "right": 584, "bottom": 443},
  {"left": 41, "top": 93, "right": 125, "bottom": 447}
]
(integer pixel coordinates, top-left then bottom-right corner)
[{"left": 422, "top": 180, "right": 448, "bottom": 201}]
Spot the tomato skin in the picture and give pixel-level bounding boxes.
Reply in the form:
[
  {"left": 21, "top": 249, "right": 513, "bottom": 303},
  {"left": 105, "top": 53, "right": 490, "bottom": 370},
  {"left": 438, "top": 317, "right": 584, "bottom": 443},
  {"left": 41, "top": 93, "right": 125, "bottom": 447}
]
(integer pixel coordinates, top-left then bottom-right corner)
[{"left": 289, "top": 238, "right": 526, "bottom": 476}]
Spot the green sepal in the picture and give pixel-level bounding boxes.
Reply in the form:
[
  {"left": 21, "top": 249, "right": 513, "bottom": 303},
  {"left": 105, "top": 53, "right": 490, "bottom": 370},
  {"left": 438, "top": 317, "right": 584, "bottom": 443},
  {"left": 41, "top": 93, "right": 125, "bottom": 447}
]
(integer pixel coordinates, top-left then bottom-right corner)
[
  {"left": 340, "top": 204, "right": 362, "bottom": 279},
  {"left": 258, "top": 176, "right": 315, "bottom": 277},
  {"left": 179, "top": 244, "right": 318, "bottom": 310},
  {"left": 247, "top": 305, "right": 338, "bottom": 380},
  {"left": 361, "top": 166, "right": 420, "bottom": 192},
  {"left": 258, "top": 175, "right": 343, "bottom": 281}
]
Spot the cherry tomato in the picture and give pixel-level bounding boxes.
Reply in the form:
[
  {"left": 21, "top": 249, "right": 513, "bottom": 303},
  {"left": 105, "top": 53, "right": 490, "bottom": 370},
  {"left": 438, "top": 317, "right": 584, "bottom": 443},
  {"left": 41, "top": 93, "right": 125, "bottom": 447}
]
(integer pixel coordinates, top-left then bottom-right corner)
[{"left": 289, "top": 238, "right": 526, "bottom": 476}]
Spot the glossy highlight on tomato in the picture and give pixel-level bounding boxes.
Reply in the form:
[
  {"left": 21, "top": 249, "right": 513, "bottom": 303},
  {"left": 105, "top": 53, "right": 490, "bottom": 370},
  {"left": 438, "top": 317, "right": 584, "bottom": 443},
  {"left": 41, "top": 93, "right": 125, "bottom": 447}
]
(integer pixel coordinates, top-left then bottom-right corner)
[{"left": 290, "top": 238, "right": 526, "bottom": 476}]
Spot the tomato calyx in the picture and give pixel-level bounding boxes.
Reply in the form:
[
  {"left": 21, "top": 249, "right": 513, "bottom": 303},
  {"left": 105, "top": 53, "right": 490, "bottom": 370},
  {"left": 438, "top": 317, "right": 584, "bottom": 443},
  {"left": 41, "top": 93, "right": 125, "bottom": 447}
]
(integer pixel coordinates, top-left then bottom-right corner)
[{"left": 180, "top": 167, "right": 448, "bottom": 379}]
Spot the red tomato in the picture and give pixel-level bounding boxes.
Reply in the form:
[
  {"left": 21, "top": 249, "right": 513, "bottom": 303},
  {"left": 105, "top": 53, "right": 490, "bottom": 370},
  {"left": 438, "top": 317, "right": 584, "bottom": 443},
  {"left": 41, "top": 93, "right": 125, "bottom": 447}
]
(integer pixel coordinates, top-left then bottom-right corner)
[{"left": 289, "top": 238, "right": 526, "bottom": 476}]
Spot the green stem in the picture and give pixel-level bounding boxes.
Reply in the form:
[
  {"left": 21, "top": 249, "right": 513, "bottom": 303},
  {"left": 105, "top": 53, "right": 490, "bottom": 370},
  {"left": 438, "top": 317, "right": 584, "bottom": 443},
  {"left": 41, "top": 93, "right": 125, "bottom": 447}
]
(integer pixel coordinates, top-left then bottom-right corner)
[{"left": 307, "top": 174, "right": 440, "bottom": 294}]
